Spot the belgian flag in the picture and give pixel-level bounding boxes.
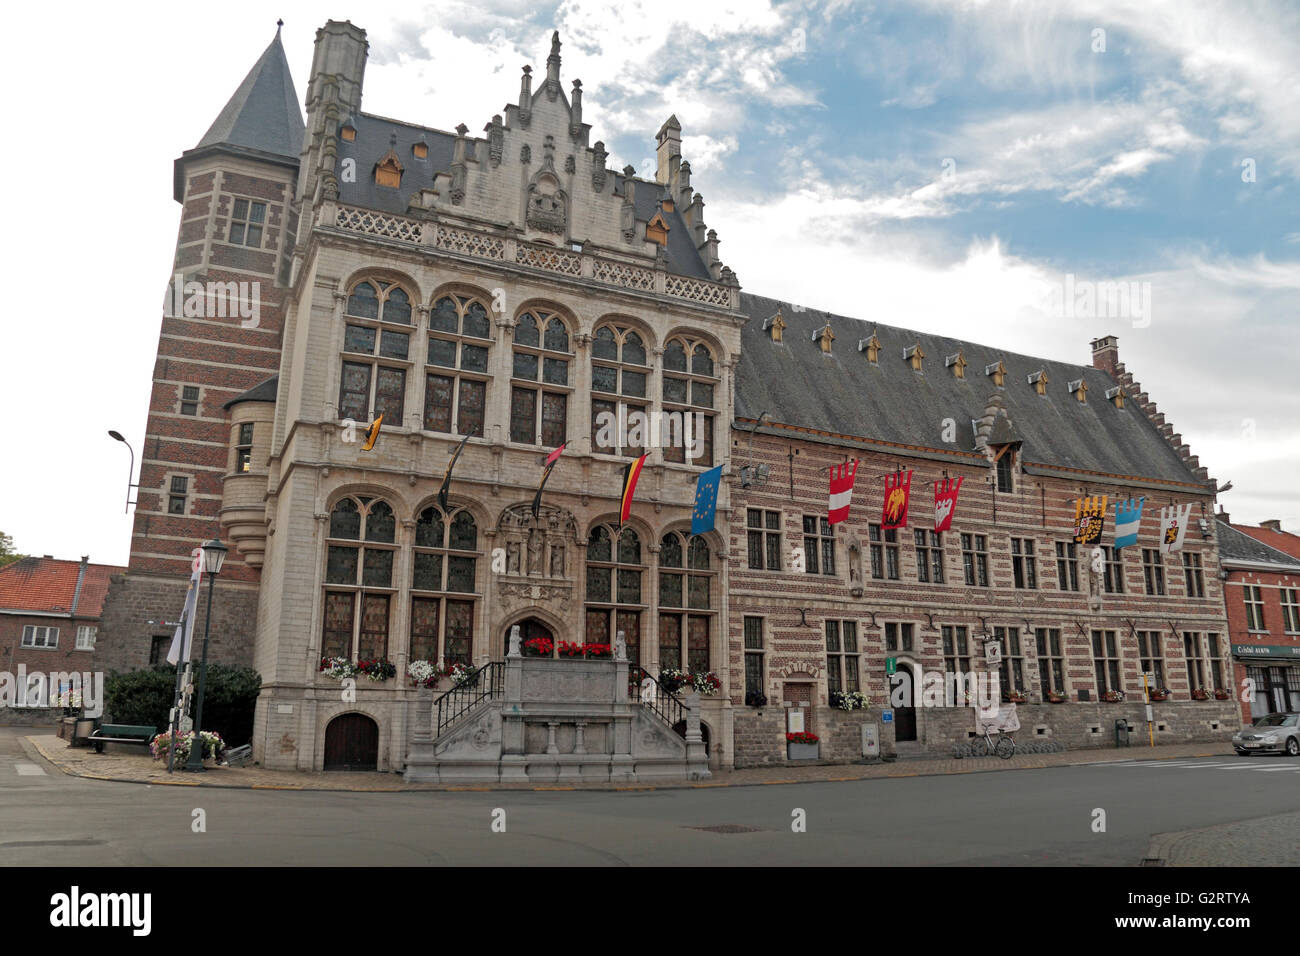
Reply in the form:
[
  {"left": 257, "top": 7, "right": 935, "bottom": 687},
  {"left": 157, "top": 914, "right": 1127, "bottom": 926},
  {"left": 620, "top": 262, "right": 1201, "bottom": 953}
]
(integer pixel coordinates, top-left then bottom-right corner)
[
  {"left": 618, "top": 454, "right": 649, "bottom": 525},
  {"left": 360, "top": 414, "right": 383, "bottom": 451}
]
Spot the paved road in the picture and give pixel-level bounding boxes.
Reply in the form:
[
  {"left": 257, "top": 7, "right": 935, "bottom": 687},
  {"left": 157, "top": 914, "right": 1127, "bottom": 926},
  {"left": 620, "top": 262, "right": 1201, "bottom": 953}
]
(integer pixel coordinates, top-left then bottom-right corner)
[{"left": 2, "top": 732, "right": 1297, "bottom": 865}]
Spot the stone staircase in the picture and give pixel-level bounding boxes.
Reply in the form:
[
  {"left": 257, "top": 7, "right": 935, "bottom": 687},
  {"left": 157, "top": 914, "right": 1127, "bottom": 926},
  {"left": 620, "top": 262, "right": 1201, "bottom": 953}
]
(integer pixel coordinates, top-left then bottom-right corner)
[{"left": 403, "top": 654, "right": 711, "bottom": 785}]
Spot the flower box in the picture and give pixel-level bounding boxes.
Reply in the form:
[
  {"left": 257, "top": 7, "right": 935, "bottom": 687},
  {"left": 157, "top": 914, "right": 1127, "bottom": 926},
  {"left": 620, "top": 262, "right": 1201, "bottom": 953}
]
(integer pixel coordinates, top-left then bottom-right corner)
[
  {"left": 1213, "top": 689, "right": 1231, "bottom": 701},
  {"left": 1147, "top": 690, "right": 1170, "bottom": 702},
  {"left": 1002, "top": 692, "right": 1028, "bottom": 704},
  {"left": 523, "top": 637, "right": 554, "bottom": 658},
  {"left": 1190, "top": 688, "right": 1210, "bottom": 701},
  {"left": 1101, "top": 690, "right": 1125, "bottom": 703},
  {"left": 1046, "top": 693, "right": 1067, "bottom": 704},
  {"left": 584, "top": 643, "right": 612, "bottom": 659},
  {"left": 786, "top": 732, "right": 819, "bottom": 760}
]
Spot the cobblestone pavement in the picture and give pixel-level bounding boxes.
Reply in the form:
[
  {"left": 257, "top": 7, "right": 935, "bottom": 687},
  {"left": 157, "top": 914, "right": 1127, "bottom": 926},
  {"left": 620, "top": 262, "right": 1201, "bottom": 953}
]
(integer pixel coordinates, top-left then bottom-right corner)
[
  {"left": 22, "top": 733, "right": 1235, "bottom": 793},
  {"left": 1146, "top": 810, "right": 1300, "bottom": 866}
]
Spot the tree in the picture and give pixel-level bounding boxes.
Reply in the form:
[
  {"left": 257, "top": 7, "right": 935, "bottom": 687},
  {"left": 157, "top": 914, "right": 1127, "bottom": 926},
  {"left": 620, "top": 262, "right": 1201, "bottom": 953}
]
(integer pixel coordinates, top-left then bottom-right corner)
[{"left": 0, "top": 532, "right": 23, "bottom": 570}]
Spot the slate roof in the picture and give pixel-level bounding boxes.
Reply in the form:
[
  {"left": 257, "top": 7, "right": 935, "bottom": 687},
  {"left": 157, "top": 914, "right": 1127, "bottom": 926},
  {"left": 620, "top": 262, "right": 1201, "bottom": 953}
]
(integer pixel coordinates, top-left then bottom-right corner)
[
  {"left": 0, "top": 557, "right": 125, "bottom": 617},
  {"left": 224, "top": 375, "right": 279, "bottom": 409},
  {"left": 335, "top": 113, "right": 712, "bottom": 281},
  {"left": 195, "top": 29, "right": 304, "bottom": 163},
  {"left": 735, "top": 292, "right": 1210, "bottom": 489},
  {"left": 1217, "top": 521, "right": 1300, "bottom": 569}
]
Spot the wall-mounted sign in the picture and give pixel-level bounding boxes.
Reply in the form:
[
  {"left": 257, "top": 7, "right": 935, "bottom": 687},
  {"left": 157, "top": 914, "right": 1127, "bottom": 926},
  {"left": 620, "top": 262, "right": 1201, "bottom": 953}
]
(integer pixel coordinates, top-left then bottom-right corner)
[{"left": 1232, "top": 644, "right": 1300, "bottom": 659}]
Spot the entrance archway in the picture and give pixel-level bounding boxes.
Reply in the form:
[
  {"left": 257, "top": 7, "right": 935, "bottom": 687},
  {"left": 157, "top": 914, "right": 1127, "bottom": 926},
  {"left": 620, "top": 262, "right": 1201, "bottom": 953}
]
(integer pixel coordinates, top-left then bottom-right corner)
[{"left": 323, "top": 713, "right": 379, "bottom": 770}]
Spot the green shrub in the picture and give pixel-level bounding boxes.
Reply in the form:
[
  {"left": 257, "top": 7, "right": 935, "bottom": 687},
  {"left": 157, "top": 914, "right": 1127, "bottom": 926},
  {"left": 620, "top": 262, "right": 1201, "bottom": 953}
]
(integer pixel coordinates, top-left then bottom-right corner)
[{"left": 104, "top": 664, "right": 261, "bottom": 747}]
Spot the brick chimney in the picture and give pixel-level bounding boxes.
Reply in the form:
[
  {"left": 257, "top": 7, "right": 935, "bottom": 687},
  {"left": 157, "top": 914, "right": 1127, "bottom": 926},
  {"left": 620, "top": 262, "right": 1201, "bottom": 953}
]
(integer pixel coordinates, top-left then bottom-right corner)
[
  {"left": 1260, "top": 519, "right": 1283, "bottom": 532},
  {"left": 1217, "top": 506, "right": 1230, "bottom": 524},
  {"left": 1090, "top": 334, "right": 1119, "bottom": 376}
]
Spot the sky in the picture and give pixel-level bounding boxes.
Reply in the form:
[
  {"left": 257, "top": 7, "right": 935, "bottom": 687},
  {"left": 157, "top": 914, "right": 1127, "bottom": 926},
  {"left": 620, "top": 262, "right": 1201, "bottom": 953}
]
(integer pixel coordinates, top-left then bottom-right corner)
[{"left": 3, "top": 0, "right": 1298, "bottom": 565}]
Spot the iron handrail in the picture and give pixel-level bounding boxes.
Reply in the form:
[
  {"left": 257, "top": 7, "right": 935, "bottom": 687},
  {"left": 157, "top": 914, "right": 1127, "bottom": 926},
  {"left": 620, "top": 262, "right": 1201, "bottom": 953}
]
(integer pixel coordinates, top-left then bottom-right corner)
[
  {"left": 433, "top": 661, "right": 505, "bottom": 738},
  {"left": 628, "top": 665, "right": 686, "bottom": 733}
]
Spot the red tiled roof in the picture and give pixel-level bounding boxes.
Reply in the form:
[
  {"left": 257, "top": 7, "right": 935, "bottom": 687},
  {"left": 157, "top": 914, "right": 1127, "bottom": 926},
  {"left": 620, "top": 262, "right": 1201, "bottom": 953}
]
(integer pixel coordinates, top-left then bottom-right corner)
[
  {"left": 0, "top": 557, "right": 126, "bottom": 617},
  {"left": 1232, "top": 524, "right": 1300, "bottom": 562}
]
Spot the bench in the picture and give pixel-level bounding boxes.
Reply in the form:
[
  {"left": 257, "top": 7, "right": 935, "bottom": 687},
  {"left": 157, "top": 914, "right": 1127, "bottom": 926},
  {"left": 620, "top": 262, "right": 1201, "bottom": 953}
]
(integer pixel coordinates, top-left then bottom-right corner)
[{"left": 88, "top": 724, "right": 155, "bottom": 753}]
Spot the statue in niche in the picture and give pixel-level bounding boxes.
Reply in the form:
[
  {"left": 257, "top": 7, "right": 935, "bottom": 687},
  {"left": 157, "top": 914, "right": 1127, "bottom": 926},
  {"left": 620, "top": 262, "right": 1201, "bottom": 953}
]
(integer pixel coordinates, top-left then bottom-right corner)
[
  {"left": 506, "top": 541, "right": 521, "bottom": 576},
  {"left": 848, "top": 541, "right": 864, "bottom": 596},
  {"left": 549, "top": 542, "right": 565, "bottom": 578},
  {"left": 526, "top": 168, "right": 568, "bottom": 234},
  {"left": 527, "top": 528, "right": 544, "bottom": 575}
]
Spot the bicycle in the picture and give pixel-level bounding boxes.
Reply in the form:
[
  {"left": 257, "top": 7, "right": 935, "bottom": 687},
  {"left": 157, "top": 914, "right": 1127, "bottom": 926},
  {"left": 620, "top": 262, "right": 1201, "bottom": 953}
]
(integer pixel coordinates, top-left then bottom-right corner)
[{"left": 968, "top": 727, "right": 1016, "bottom": 759}]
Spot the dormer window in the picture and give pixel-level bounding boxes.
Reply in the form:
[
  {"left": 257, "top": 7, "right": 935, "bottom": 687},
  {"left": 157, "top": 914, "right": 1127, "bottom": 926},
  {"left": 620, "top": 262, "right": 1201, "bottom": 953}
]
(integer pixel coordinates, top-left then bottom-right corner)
[
  {"left": 985, "top": 360, "right": 1006, "bottom": 387},
  {"left": 859, "top": 332, "right": 881, "bottom": 365},
  {"left": 375, "top": 149, "right": 403, "bottom": 189},
  {"left": 814, "top": 324, "right": 835, "bottom": 354},
  {"left": 340, "top": 115, "right": 357, "bottom": 142},
  {"left": 646, "top": 211, "right": 670, "bottom": 246},
  {"left": 946, "top": 351, "right": 966, "bottom": 379},
  {"left": 413, "top": 136, "right": 428, "bottom": 160},
  {"left": 1068, "top": 378, "right": 1088, "bottom": 403},
  {"left": 1105, "top": 385, "right": 1125, "bottom": 408},
  {"left": 764, "top": 311, "right": 785, "bottom": 344},
  {"left": 904, "top": 344, "right": 925, "bottom": 373},
  {"left": 1028, "top": 369, "right": 1049, "bottom": 396}
]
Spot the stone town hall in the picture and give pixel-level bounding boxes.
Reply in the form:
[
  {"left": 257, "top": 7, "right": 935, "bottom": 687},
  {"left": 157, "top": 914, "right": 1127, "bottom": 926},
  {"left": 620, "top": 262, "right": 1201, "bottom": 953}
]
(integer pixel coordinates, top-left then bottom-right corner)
[{"left": 98, "top": 20, "right": 1238, "bottom": 777}]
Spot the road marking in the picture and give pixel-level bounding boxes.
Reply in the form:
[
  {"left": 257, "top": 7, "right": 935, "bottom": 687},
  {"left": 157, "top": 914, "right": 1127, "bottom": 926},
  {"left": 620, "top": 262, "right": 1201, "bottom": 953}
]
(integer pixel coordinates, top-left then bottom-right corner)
[
  {"left": 14, "top": 762, "right": 45, "bottom": 776},
  {"left": 1251, "top": 765, "right": 1298, "bottom": 771}
]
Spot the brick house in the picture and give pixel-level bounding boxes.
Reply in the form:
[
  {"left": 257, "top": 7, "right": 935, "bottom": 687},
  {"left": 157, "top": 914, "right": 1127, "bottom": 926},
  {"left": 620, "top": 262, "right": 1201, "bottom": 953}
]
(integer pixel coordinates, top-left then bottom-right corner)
[
  {"left": 96, "top": 19, "right": 1238, "bottom": 774},
  {"left": 0, "top": 556, "right": 125, "bottom": 722},
  {"left": 1215, "top": 515, "right": 1300, "bottom": 721}
]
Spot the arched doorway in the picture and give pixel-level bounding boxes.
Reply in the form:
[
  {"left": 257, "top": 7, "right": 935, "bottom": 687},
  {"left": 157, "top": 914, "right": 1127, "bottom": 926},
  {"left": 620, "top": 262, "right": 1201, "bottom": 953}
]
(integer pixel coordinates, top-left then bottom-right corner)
[
  {"left": 323, "top": 713, "right": 379, "bottom": 771},
  {"left": 671, "top": 720, "right": 711, "bottom": 755},
  {"left": 891, "top": 666, "right": 918, "bottom": 742},
  {"left": 506, "top": 617, "right": 556, "bottom": 656}
]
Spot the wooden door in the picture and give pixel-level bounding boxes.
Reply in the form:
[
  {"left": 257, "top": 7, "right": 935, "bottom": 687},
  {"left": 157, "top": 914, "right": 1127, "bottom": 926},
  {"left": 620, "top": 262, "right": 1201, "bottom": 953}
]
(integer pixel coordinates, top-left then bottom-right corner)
[{"left": 323, "top": 713, "right": 379, "bottom": 771}]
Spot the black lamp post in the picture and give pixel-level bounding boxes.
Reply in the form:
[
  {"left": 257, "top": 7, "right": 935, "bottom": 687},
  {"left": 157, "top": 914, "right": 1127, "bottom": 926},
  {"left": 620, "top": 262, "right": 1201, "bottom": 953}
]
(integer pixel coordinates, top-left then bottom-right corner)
[
  {"left": 107, "top": 430, "right": 140, "bottom": 513},
  {"left": 185, "top": 538, "right": 227, "bottom": 772}
]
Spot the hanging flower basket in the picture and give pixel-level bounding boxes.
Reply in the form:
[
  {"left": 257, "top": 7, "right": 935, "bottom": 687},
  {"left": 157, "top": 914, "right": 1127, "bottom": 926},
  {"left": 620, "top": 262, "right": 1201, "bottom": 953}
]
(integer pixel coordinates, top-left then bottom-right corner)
[
  {"left": 357, "top": 658, "right": 396, "bottom": 682},
  {"left": 658, "top": 669, "right": 688, "bottom": 694},
  {"left": 830, "top": 690, "right": 869, "bottom": 711},
  {"left": 408, "top": 660, "right": 447, "bottom": 688}
]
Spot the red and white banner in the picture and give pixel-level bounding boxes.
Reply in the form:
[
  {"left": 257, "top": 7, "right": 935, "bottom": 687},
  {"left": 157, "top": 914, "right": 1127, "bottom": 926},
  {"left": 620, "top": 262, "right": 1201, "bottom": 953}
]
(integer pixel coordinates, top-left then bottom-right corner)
[
  {"left": 827, "top": 460, "right": 859, "bottom": 525},
  {"left": 881, "top": 469, "right": 913, "bottom": 530},
  {"left": 933, "top": 476, "right": 963, "bottom": 532}
]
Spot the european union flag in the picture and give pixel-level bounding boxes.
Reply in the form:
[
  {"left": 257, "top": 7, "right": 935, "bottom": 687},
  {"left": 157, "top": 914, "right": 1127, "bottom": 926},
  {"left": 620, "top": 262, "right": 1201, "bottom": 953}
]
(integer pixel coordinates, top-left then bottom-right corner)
[{"left": 692, "top": 465, "right": 723, "bottom": 535}]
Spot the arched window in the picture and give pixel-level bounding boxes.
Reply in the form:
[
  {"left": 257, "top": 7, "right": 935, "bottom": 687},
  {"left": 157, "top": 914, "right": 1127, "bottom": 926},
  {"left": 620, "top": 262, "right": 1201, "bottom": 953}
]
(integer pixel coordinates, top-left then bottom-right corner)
[
  {"left": 510, "top": 309, "right": 571, "bottom": 447},
  {"left": 662, "top": 335, "right": 717, "bottom": 466},
  {"left": 425, "top": 294, "right": 491, "bottom": 437},
  {"left": 322, "top": 496, "right": 398, "bottom": 662},
  {"left": 658, "top": 531, "right": 715, "bottom": 672},
  {"left": 340, "top": 280, "right": 413, "bottom": 424},
  {"left": 591, "top": 323, "right": 649, "bottom": 457},
  {"left": 585, "top": 524, "right": 645, "bottom": 663},
  {"left": 409, "top": 505, "right": 479, "bottom": 666}
]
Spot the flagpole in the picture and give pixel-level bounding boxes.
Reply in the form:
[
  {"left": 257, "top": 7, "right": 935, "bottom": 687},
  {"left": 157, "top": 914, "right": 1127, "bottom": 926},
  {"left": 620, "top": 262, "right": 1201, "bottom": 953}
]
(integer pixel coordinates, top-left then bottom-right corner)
[{"left": 165, "top": 618, "right": 188, "bottom": 775}]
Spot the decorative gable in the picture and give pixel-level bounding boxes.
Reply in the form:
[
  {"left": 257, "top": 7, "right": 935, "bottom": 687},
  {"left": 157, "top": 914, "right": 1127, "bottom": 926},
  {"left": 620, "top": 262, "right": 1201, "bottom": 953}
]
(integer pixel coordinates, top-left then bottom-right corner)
[
  {"left": 645, "top": 210, "right": 670, "bottom": 246},
  {"left": 374, "top": 146, "right": 403, "bottom": 188},
  {"left": 985, "top": 359, "right": 1006, "bottom": 387}
]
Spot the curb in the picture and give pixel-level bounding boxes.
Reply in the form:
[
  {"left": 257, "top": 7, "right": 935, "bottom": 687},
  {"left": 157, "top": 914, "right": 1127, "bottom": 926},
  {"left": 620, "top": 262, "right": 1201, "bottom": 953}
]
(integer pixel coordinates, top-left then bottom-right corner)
[{"left": 22, "top": 734, "right": 1238, "bottom": 795}]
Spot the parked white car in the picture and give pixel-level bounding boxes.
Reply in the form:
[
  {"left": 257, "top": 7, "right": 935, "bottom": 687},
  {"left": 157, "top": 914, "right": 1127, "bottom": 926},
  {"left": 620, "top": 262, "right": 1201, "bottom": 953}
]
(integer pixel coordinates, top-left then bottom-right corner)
[{"left": 1232, "top": 713, "right": 1300, "bottom": 756}]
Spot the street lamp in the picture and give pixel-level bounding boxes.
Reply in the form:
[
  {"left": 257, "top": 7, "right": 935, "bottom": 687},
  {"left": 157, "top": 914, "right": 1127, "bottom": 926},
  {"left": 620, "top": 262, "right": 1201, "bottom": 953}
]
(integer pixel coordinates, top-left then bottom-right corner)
[
  {"left": 185, "top": 538, "right": 228, "bottom": 772},
  {"left": 107, "top": 430, "right": 139, "bottom": 513}
]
